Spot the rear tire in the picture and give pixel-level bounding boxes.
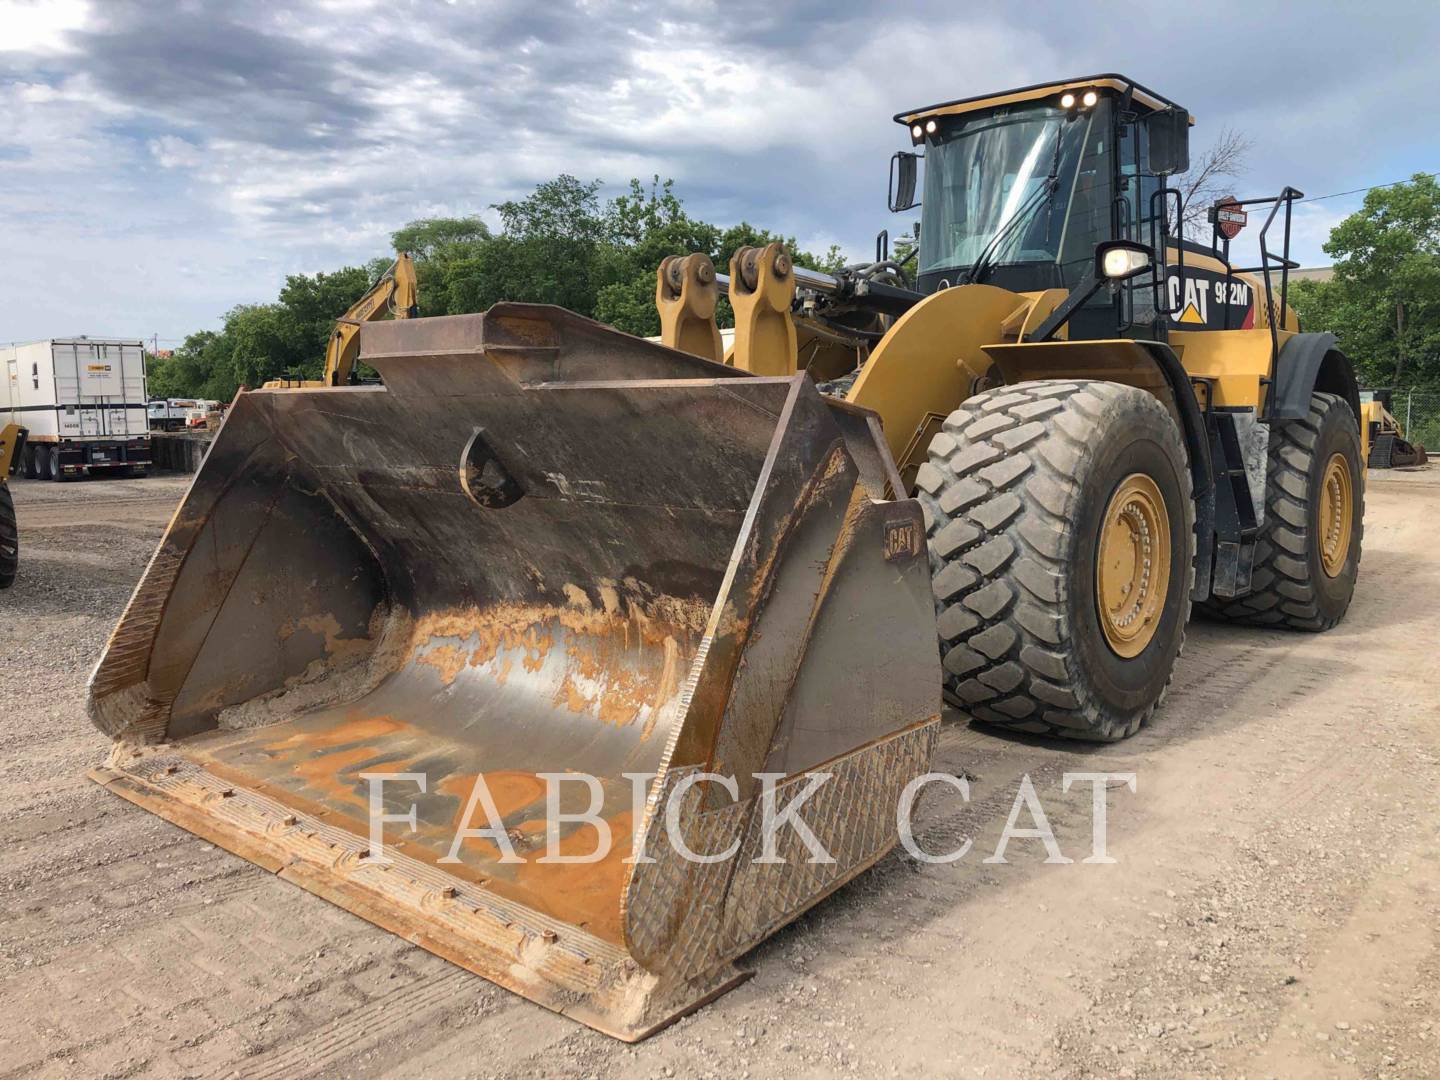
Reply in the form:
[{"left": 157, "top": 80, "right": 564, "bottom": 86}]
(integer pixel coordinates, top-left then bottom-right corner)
[
  {"left": 917, "top": 380, "right": 1195, "bottom": 741},
  {"left": 1200, "top": 392, "right": 1362, "bottom": 630},
  {"left": 0, "top": 483, "right": 17, "bottom": 589},
  {"left": 22, "top": 446, "right": 38, "bottom": 480}
]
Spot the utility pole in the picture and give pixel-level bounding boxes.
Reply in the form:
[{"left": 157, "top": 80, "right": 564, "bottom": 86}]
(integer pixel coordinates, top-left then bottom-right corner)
[{"left": 1394, "top": 301, "right": 1406, "bottom": 383}]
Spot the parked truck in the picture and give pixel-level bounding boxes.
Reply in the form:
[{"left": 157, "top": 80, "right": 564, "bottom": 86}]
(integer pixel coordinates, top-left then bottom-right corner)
[
  {"left": 148, "top": 398, "right": 202, "bottom": 432},
  {"left": 2, "top": 338, "right": 152, "bottom": 480}
]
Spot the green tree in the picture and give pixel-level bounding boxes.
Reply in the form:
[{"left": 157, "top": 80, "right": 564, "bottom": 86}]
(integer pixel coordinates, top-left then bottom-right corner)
[
  {"left": 486, "top": 175, "right": 611, "bottom": 314},
  {"left": 592, "top": 178, "right": 720, "bottom": 336},
  {"left": 223, "top": 303, "right": 299, "bottom": 390},
  {"left": 277, "top": 266, "right": 374, "bottom": 366},
  {"left": 1291, "top": 174, "right": 1440, "bottom": 386},
  {"left": 146, "top": 333, "right": 216, "bottom": 400},
  {"left": 391, "top": 217, "right": 492, "bottom": 314},
  {"left": 161, "top": 174, "right": 858, "bottom": 395},
  {"left": 393, "top": 177, "right": 851, "bottom": 334},
  {"left": 391, "top": 216, "right": 490, "bottom": 260},
  {"left": 148, "top": 328, "right": 242, "bottom": 400}
]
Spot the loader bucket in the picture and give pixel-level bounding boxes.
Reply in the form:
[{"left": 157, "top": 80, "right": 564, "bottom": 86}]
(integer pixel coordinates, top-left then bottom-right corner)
[{"left": 87, "top": 305, "right": 940, "bottom": 1040}]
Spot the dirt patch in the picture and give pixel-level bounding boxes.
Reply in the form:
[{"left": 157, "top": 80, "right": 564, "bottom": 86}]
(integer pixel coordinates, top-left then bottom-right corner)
[{"left": 1, "top": 468, "right": 1437, "bottom": 1078}]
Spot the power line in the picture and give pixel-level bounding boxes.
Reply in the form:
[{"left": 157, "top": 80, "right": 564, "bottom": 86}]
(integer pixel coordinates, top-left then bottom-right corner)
[{"left": 1301, "top": 172, "right": 1438, "bottom": 204}]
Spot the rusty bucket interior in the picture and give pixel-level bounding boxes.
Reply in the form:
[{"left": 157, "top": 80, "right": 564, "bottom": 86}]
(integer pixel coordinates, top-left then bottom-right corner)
[{"left": 88, "top": 305, "right": 940, "bottom": 1039}]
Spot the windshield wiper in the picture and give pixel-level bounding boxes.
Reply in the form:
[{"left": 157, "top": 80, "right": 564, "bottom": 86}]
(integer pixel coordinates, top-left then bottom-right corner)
[{"left": 963, "top": 121, "right": 1065, "bottom": 286}]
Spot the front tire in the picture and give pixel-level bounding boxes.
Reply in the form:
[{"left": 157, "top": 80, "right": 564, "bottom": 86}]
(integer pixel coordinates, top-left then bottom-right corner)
[
  {"left": 917, "top": 380, "right": 1195, "bottom": 741},
  {"left": 1201, "top": 392, "right": 1362, "bottom": 630}
]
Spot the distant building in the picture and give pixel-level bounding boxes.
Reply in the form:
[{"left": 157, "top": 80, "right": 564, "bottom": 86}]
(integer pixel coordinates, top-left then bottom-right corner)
[{"left": 1284, "top": 266, "right": 1334, "bottom": 284}]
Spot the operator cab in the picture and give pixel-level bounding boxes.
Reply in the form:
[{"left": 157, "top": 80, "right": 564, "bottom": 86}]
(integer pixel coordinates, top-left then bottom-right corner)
[{"left": 890, "top": 74, "right": 1192, "bottom": 341}]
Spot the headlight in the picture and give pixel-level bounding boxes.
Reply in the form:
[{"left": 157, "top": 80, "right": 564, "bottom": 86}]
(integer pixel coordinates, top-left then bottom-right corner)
[
  {"left": 1060, "top": 92, "right": 1076, "bottom": 109},
  {"left": 911, "top": 124, "right": 923, "bottom": 139},
  {"left": 1101, "top": 246, "right": 1151, "bottom": 279},
  {"left": 924, "top": 118, "right": 938, "bottom": 134},
  {"left": 1082, "top": 90, "right": 1098, "bottom": 108}
]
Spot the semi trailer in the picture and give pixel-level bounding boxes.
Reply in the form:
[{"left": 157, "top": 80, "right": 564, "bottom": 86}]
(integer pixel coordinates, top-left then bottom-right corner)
[{"left": 2, "top": 338, "right": 152, "bottom": 480}]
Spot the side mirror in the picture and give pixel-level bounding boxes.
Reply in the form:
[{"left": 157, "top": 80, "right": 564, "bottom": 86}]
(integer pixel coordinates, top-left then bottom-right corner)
[
  {"left": 1145, "top": 107, "right": 1190, "bottom": 176},
  {"left": 889, "top": 152, "right": 920, "bottom": 212}
]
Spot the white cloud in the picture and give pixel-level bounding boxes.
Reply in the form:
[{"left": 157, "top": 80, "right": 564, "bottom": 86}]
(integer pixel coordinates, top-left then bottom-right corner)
[
  {"left": 0, "top": 0, "right": 1433, "bottom": 341},
  {"left": 148, "top": 135, "right": 206, "bottom": 169},
  {"left": 1287, "top": 200, "right": 1351, "bottom": 267},
  {"left": 0, "top": 0, "right": 90, "bottom": 53}
]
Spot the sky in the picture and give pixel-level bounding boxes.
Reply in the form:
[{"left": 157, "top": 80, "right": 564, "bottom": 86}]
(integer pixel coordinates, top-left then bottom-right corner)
[{"left": 2, "top": 0, "right": 1437, "bottom": 346}]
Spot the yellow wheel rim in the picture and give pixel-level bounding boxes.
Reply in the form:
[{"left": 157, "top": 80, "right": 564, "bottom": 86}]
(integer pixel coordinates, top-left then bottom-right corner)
[
  {"left": 1096, "top": 473, "right": 1172, "bottom": 659},
  {"left": 1318, "top": 452, "right": 1353, "bottom": 578}
]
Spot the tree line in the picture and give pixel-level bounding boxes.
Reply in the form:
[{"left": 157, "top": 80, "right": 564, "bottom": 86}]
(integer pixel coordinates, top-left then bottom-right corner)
[
  {"left": 147, "top": 172, "right": 1440, "bottom": 401},
  {"left": 1289, "top": 173, "right": 1440, "bottom": 388},
  {"left": 147, "top": 177, "right": 843, "bottom": 400}
]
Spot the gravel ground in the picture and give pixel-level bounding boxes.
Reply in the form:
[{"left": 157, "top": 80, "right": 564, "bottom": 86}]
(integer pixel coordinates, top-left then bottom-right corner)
[{"left": 1, "top": 467, "right": 1437, "bottom": 1079}]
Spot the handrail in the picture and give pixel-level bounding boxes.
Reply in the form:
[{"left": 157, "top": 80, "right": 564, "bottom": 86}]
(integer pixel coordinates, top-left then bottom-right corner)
[{"left": 1211, "top": 187, "right": 1303, "bottom": 370}]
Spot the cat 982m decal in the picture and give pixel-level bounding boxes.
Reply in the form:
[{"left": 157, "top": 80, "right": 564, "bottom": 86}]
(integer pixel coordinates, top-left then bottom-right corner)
[{"left": 1165, "top": 265, "right": 1255, "bottom": 330}]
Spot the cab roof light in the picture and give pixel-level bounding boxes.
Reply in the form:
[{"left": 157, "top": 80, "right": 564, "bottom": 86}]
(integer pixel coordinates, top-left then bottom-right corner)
[{"left": 1061, "top": 88, "right": 1100, "bottom": 111}]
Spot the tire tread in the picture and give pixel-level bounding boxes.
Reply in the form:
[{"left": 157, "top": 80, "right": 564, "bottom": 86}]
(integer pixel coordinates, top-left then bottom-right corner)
[
  {"left": 0, "top": 483, "right": 17, "bottom": 589},
  {"left": 920, "top": 380, "right": 1195, "bottom": 742},
  {"left": 1199, "top": 392, "right": 1362, "bottom": 631}
]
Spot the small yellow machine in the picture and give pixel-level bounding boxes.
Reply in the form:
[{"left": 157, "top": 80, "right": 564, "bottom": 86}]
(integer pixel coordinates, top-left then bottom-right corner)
[
  {"left": 87, "top": 74, "right": 1364, "bottom": 1038},
  {"left": 1360, "top": 389, "right": 1427, "bottom": 468},
  {"left": 1, "top": 423, "right": 26, "bottom": 589},
  {"left": 263, "top": 253, "right": 419, "bottom": 388}
]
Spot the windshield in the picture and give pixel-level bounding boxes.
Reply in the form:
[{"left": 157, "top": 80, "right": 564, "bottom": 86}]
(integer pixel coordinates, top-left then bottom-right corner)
[{"left": 918, "top": 101, "right": 1112, "bottom": 284}]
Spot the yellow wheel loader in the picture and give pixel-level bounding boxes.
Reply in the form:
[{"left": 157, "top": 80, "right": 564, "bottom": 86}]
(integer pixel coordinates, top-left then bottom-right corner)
[
  {"left": 0, "top": 424, "right": 25, "bottom": 589},
  {"left": 658, "top": 74, "right": 1363, "bottom": 733},
  {"left": 87, "top": 74, "right": 1364, "bottom": 1038}
]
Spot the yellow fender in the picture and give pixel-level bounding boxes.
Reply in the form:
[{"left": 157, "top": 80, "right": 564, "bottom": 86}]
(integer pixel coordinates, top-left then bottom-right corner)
[{"left": 849, "top": 284, "right": 1034, "bottom": 472}]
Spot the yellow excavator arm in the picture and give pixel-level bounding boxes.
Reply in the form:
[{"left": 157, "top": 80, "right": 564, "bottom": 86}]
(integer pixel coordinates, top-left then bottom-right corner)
[
  {"left": 264, "top": 253, "right": 419, "bottom": 389},
  {"left": 322, "top": 252, "right": 419, "bottom": 386}
]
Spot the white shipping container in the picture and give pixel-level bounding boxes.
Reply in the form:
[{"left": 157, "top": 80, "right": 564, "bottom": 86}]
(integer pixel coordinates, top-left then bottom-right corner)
[{"left": 2, "top": 338, "right": 152, "bottom": 479}]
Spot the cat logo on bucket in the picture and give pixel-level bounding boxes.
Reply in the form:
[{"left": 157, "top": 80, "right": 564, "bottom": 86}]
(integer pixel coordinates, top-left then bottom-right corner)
[{"left": 884, "top": 519, "right": 921, "bottom": 561}]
